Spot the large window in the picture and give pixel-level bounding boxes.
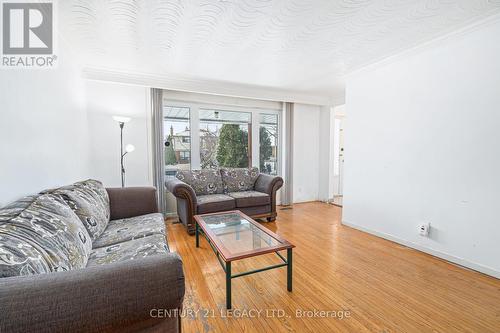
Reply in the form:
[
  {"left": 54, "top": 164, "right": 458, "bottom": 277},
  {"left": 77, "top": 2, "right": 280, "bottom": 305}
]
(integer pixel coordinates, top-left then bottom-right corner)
[
  {"left": 259, "top": 113, "right": 279, "bottom": 175},
  {"left": 162, "top": 97, "right": 281, "bottom": 175},
  {"left": 199, "top": 109, "right": 252, "bottom": 169},
  {"left": 164, "top": 106, "right": 191, "bottom": 177}
]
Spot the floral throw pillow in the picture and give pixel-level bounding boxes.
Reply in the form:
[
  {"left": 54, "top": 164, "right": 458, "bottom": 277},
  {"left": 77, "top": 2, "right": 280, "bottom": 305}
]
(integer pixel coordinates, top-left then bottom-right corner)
[
  {"left": 53, "top": 179, "right": 110, "bottom": 241},
  {"left": 176, "top": 169, "right": 224, "bottom": 196},
  {"left": 0, "top": 194, "right": 92, "bottom": 278},
  {"left": 220, "top": 167, "right": 259, "bottom": 193}
]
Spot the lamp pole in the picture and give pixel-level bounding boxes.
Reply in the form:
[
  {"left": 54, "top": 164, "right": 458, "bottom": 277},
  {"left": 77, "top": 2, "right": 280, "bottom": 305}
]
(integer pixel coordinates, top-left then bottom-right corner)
[
  {"left": 119, "top": 121, "right": 125, "bottom": 187},
  {"left": 113, "top": 116, "right": 134, "bottom": 188}
]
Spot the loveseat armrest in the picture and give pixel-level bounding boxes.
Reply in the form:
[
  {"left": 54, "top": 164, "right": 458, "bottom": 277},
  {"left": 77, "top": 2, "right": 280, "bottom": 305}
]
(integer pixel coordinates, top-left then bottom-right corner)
[
  {"left": 165, "top": 178, "right": 198, "bottom": 235},
  {"left": 0, "top": 253, "right": 185, "bottom": 333},
  {"left": 254, "top": 174, "right": 284, "bottom": 195},
  {"left": 165, "top": 178, "right": 197, "bottom": 206},
  {"left": 106, "top": 186, "right": 158, "bottom": 220},
  {"left": 255, "top": 174, "right": 283, "bottom": 221}
]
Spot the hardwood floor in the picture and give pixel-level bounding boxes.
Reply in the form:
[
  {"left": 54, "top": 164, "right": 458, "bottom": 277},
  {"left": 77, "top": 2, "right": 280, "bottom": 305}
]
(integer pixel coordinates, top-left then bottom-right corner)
[{"left": 166, "top": 202, "right": 500, "bottom": 333}]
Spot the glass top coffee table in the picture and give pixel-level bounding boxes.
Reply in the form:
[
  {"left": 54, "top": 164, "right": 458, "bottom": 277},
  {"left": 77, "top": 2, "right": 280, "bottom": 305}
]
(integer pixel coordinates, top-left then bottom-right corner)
[{"left": 194, "top": 210, "right": 295, "bottom": 309}]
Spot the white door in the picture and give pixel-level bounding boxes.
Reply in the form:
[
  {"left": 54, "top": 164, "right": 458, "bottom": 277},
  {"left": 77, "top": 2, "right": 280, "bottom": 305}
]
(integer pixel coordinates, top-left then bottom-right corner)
[{"left": 333, "top": 117, "right": 344, "bottom": 196}]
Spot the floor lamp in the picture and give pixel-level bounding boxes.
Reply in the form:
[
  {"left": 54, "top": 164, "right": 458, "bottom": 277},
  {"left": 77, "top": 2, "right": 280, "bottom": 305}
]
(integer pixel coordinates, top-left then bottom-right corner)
[{"left": 113, "top": 116, "right": 135, "bottom": 187}]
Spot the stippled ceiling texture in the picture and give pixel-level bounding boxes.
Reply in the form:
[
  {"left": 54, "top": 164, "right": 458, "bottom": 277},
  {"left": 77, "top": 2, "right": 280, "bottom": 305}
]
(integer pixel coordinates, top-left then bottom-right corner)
[{"left": 61, "top": 0, "right": 500, "bottom": 99}]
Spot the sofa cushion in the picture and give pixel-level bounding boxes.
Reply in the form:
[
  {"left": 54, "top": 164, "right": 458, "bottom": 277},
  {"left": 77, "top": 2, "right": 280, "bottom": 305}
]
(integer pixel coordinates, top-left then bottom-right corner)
[
  {"left": 220, "top": 167, "right": 259, "bottom": 193},
  {"left": 176, "top": 169, "right": 224, "bottom": 195},
  {"left": 197, "top": 194, "right": 235, "bottom": 214},
  {"left": 49, "top": 179, "right": 110, "bottom": 241},
  {"left": 87, "top": 234, "right": 169, "bottom": 267},
  {"left": 228, "top": 191, "right": 270, "bottom": 208},
  {"left": 0, "top": 194, "right": 92, "bottom": 277},
  {"left": 92, "top": 213, "right": 166, "bottom": 248}
]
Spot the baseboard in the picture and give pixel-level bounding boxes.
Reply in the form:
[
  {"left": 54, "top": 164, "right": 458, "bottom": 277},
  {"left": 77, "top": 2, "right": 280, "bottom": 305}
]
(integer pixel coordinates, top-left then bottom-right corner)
[
  {"left": 292, "top": 199, "right": 320, "bottom": 204},
  {"left": 342, "top": 220, "right": 500, "bottom": 279}
]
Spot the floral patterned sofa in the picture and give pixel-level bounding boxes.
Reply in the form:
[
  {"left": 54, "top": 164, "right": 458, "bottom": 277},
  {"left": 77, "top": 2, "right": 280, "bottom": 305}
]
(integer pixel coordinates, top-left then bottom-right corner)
[
  {"left": 165, "top": 167, "right": 284, "bottom": 234},
  {"left": 0, "top": 180, "right": 184, "bottom": 333}
]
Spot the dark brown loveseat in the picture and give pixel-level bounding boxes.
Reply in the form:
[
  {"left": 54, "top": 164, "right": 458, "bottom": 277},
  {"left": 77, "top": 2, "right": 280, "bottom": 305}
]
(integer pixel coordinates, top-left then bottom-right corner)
[{"left": 165, "top": 167, "right": 283, "bottom": 234}]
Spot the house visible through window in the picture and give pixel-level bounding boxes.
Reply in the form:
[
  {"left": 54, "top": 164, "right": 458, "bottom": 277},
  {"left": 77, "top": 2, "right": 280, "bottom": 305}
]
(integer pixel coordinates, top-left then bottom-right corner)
[{"left": 164, "top": 106, "right": 191, "bottom": 178}]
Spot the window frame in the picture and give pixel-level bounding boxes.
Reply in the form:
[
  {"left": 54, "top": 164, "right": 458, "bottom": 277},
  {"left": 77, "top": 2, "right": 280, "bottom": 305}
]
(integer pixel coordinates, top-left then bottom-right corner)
[
  {"left": 259, "top": 113, "right": 280, "bottom": 176},
  {"left": 163, "top": 105, "right": 192, "bottom": 175},
  {"left": 163, "top": 100, "right": 282, "bottom": 175}
]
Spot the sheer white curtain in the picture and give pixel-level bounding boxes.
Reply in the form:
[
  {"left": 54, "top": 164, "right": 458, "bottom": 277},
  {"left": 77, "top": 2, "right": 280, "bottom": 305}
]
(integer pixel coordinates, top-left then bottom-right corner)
[
  {"left": 151, "top": 88, "right": 166, "bottom": 215},
  {"left": 281, "top": 102, "right": 294, "bottom": 206}
]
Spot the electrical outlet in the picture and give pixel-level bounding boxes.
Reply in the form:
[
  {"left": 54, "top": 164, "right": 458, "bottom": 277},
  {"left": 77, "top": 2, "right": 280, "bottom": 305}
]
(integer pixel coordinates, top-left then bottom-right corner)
[{"left": 419, "top": 223, "right": 430, "bottom": 237}]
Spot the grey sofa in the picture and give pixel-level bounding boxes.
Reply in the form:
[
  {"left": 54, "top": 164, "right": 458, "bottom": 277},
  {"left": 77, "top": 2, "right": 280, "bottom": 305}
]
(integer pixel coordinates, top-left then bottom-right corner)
[
  {"left": 0, "top": 180, "right": 185, "bottom": 333},
  {"left": 166, "top": 167, "right": 283, "bottom": 235}
]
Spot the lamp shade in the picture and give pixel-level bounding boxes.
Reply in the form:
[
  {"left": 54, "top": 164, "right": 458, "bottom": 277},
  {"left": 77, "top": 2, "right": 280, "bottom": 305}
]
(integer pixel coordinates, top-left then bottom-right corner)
[
  {"left": 113, "top": 116, "right": 131, "bottom": 123},
  {"left": 125, "top": 144, "right": 135, "bottom": 153}
]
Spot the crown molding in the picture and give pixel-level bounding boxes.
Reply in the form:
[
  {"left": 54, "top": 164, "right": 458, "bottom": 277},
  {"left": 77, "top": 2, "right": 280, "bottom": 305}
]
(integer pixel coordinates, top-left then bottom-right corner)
[
  {"left": 345, "top": 11, "right": 500, "bottom": 79},
  {"left": 82, "top": 67, "right": 334, "bottom": 106}
]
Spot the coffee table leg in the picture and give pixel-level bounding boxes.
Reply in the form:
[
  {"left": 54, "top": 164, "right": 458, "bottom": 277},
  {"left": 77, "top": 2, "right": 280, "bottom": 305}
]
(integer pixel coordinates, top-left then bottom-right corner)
[
  {"left": 287, "top": 248, "right": 292, "bottom": 292},
  {"left": 195, "top": 221, "right": 199, "bottom": 248},
  {"left": 226, "top": 261, "right": 232, "bottom": 309}
]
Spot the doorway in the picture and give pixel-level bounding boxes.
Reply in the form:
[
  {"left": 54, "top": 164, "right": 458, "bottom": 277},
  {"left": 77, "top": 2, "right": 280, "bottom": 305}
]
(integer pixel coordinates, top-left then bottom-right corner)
[{"left": 331, "top": 106, "right": 345, "bottom": 207}]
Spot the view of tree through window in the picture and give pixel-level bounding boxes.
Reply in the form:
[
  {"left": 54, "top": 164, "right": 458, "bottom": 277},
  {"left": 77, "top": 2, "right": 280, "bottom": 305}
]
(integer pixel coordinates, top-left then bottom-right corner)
[
  {"left": 199, "top": 109, "right": 251, "bottom": 169},
  {"left": 164, "top": 106, "right": 191, "bottom": 177},
  {"left": 260, "top": 114, "right": 279, "bottom": 175}
]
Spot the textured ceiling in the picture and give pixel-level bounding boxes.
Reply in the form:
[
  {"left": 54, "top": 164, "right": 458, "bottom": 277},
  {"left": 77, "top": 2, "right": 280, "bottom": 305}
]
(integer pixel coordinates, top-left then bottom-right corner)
[{"left": 61, "top": 0, "right": 500, "bottom": 98}]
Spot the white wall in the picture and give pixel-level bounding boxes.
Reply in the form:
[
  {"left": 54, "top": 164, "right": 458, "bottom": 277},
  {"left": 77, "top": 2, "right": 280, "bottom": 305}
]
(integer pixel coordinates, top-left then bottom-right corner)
[
  {"left": 343, "top": 18, "right": 500, "bottom": 277},
  {"left": 293, "top": 104, "right": 321, "bottom": 203},
  {"left": 0, "top": 48, "right": 88, "bottom": 206},
  {"left": 85, "top": 80, "right": 152, "bottom": 188}
]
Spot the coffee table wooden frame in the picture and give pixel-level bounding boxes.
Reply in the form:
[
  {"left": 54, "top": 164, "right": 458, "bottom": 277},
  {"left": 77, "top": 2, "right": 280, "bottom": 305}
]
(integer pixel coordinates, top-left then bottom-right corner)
[{"left": 194, "top": 210, "right": 295, "bottom": 309}]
